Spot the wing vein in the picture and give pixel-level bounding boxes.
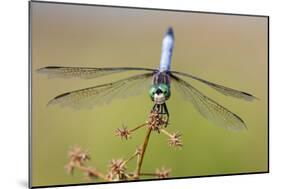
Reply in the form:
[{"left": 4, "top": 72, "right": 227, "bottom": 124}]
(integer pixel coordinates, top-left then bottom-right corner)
[
  {"left": 38, "top": 66, "right": 156, "bottom": 79},
  {"left": 171, "top": 75, "right": 247, "bottom": 130},
  {"left": 171, "top": 71, "right": 257, "bottom": 101},
  {"left": 48, "top": 73, "right": 153, "bottom": 109}
]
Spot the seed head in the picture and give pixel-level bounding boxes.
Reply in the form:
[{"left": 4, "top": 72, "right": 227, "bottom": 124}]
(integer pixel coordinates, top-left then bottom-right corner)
[
  {"left": 168, "top": 132, "right": 183, "bottom": 149},
  {"left": 115, "top": 125, "right": 131, "bottom": 140},
  {"left": 147, "top": 110, "right": 167, "bottom": 132},
  {"left": 109, "top": 159, "right": 126, "bottom": 176},
  {"left": 65, "top": 146, "right": 90, "bottom": 175},
  {"left": 155, "top": 167, "right": 171, "bottom": 178},
  {"left": 67, "top": 146, "right": 90, "bottom": 164}
]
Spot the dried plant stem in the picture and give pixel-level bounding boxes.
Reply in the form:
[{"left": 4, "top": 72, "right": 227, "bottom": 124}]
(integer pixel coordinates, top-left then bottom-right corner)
[
  {"left": 135, "top": 127, "right": 153, "bottom": 178},
  {"left": 66, "top": 111, "right": 175, "bottom": 181},
  {"left": 129, "top": 123, "right": 146, "bottom": 133},
  {"left": 124, "top": 173, "right": 134, "bottom": 180},
  {"left": 74, "top": 162, "right": 108, "bottom": 181},
  {"left": 140, "top": 173, "right": 157, "bottom": 176},
  {"left": 160, "top": 128, "right": 173, "bottom": 137},
  {"left": 127, "top": 172, "right": 156, "bottom": 177},
  {"left": 121, "top": 151, "right": 138, "bottom": 167}
]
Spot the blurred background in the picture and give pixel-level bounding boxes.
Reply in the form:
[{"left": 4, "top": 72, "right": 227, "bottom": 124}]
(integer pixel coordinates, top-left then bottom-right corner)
[{"left": 31, "top": 1, "right": 268, "bottom": 187}]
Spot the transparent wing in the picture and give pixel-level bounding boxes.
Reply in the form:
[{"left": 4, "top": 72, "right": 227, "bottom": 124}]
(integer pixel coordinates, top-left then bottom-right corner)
[
  {"left": 171, "top": 75, "right": 247, "bottom": 130},
  {"left": 48, "top": 73, "right": 153, "bottom": 109},
  {"left": 171, "top": 71, "right": 257, "bottom": 101},
  {"left": 37, "top": 66, "right": 156, "bottom": 79}
]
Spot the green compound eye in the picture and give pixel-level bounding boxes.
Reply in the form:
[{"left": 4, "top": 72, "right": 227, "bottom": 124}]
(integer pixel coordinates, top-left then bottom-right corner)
[
  {"left": 158, "top": 84, "right": 170, "bottom": 99},
  {"left": 149, "top": 85, "right": 158, "bottom": 101},
  {"left": 149, "top": 84, "right": 171, "bottom": 101}
]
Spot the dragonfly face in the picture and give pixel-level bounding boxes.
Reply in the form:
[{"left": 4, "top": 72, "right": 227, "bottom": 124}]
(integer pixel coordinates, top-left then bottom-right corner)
[
  {"left": 149, "top": 84, "right": 171, "bottom": 104},
  {"left": 150, "top": 70, "right": 171, "bottom": 105}
]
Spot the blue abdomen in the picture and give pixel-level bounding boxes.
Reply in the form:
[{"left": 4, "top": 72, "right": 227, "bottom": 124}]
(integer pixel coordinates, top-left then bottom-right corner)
[{"left": 159, "top": 27, "right": 174, "bottom": 72}]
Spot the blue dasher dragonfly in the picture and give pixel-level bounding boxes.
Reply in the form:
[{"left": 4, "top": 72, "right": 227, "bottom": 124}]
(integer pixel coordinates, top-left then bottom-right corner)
[{"left": 38, "top": 27, "right": 257, "bottom": 130}]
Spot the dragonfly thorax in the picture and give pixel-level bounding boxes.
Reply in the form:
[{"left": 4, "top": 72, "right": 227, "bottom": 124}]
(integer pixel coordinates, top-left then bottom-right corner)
[{"left": 149, "top": 84, "right": 171, "bottom": 104}]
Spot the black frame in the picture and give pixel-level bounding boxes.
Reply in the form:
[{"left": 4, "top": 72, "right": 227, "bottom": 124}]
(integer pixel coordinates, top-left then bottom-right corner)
[{"left": 28, "top": 0, "right": 270, "bottom": 188}]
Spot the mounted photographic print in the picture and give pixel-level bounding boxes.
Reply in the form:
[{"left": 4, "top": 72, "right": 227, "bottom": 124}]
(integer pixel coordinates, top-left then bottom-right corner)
[{"left": 29, "top": 1, "right": 269, "bottom": 188}]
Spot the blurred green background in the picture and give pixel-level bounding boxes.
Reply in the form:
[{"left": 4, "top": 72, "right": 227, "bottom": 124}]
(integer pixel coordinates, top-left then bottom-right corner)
[{"left": 31, "top": 2, "right": 268, "bottom": 187}]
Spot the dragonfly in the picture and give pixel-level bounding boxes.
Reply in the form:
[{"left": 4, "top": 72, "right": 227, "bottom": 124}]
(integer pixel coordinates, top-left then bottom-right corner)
[{"left": 38, "top": 27, "right": 257, "bottom": 130}]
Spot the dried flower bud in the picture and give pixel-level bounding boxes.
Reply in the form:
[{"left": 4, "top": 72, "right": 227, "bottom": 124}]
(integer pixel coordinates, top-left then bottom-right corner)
[
  {"left": 109, "top": 159, "right": 126, "bottom": 176},
  {"left": 68, "top": 146, "right": 90, "bottom": 165},
  {"left": 115, "top": 126, "right": 131, "bottom": 140},
  {"left": 147, "top": 110, "right": 167, "bottom": 132},
  {"left": 155, "top": 167, "right": 171, "bottom": 178},
  {"left": 168, "top": 132, "right": 183, "bottom": 149}
]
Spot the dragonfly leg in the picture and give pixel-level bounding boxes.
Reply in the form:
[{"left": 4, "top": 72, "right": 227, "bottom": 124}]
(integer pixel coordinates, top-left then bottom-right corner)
[
  {"left": 152, "top": 104, "right": 157, "bottom": 112},
  {"left": 163, "top": 103, "right": 169, "bottom": 127},
  {"left": 152, "top": 104, "right": 164, "bottom": 113}
]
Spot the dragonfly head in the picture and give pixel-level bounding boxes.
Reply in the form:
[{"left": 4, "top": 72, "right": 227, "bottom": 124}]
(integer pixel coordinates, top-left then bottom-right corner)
[{"left": 149, "top": 84, "right": 170, "bottom": 104}]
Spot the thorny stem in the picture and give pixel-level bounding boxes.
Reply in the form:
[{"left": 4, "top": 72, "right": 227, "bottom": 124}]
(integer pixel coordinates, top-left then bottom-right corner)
[{"left": 135, "top": 127, "right": 153, "bottom": 178}]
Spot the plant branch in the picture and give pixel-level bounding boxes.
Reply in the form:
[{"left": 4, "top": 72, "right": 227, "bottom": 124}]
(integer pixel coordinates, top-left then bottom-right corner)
[
  {"left": 121, "top": 151, "right": 138, "bottom": 167},
  {"left": 134, "top": 127, "right": 153, "bottom": 178},
  {"left": 129, "top": 123, "right": 146, "bottom": 133},
  {"left": 75, "top": 162, "right": 109, "bottom": 181},
  {"left": 160, "top": 128, "right": 173, "bottom": 137}
]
